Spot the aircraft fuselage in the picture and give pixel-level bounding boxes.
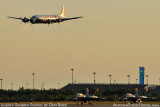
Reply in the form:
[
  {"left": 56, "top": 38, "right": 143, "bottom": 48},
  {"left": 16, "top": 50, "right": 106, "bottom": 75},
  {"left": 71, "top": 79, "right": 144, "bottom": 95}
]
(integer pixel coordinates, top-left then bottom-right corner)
[{"left": 30, "top": 15, "right": 63, "bottom": 24}]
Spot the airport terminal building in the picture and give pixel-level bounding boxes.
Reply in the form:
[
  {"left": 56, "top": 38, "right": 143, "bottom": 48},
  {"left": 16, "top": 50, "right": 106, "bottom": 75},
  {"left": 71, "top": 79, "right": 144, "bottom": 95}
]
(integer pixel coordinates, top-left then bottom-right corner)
[{"left": 62, "top": 83, "right": 160, "bottom": 95}]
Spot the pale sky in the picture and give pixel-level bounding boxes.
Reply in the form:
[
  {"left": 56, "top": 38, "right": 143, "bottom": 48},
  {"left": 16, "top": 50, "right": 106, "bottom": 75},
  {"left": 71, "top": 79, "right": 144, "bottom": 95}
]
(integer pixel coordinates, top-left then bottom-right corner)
[{"left": 0, "top": 0, "right": 160, "bottom": 89}]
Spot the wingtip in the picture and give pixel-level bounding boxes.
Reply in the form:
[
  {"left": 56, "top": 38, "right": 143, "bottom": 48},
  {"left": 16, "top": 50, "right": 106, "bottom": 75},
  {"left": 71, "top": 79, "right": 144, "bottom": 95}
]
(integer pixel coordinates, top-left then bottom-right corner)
[{"left": 7, "top": 16, "right": 12, "bottom": 19}]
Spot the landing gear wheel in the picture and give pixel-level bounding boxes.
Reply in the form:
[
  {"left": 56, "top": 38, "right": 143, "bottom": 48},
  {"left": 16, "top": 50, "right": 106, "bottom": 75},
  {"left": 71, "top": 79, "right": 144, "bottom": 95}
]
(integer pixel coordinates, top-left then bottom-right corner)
[{"left": 88, "top": 101, "right": 92, "bottom": 105}]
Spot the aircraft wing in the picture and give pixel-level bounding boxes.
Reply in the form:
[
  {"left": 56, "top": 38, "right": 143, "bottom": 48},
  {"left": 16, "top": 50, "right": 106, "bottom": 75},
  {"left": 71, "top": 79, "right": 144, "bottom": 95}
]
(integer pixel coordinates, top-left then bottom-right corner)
[
  {"left": 121, "top": 97, "right": 138, "bottom": 102},
  {"left": 61, "top": 16, "right": 83, "bottom": 21},
  {"left": 72, "top": 97, "right": 103, "bottom": 102},
  {"left": 121, "top": 96, "right": 156, "bottom": 102},
  {"left": 8, "top": 16, "right": 22, "bottom": 20},
  {"left": 141, "top": 97, "right": 156, "bottom": 101}
]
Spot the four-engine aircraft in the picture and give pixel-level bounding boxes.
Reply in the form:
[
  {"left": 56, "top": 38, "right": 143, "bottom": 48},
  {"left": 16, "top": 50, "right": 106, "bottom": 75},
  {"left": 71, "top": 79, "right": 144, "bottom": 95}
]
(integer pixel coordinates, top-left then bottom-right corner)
[{"left": 8, "top": 5, "right": 83, "bottom": 24}]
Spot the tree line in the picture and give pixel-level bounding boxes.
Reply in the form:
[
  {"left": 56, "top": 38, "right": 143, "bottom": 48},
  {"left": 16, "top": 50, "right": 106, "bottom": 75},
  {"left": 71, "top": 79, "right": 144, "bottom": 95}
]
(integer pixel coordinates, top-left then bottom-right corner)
[{"left": 0, "top": 87, "right": 158, "bottom": 102}]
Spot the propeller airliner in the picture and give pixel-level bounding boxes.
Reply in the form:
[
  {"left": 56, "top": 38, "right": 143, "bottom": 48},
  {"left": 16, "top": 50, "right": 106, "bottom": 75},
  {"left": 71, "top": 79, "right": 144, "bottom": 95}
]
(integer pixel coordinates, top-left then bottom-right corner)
[{"left": 8, "top": 5, "right": 83, "bottom": 24}]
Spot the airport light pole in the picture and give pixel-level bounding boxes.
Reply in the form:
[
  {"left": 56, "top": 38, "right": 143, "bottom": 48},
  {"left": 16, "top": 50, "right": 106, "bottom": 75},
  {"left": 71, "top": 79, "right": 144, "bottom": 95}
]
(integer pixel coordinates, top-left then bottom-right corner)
[
  {"left": 26, "top": 83, "right": 28, "bottom": 89},
  {"left": 146, "top": 75, "right": 149, "bottom": 85},
  {"left": 41, "top": 84, "right": 43, "bottom": 90},
  {"left": 32, "top": 73, "right": 35, "bottom": 89},
  {"left": 71, "top": 69, "right": 74, "bottom": 84},
  {"left": 108, "top": 75, "right": 112, "bottom": 85},
  {"left": 42, "top": 83, "right": 45, "bottom": 90},
  {"left": 127, "top": 75, "right": 130, "bottom": 84},
  {"left": 11, "top": 83, "right": 14, "bottom": 90},
  {"left": 136, "top": 79, "right": 138, "bottom": 84},
  {"left": 93, "top": 72, "right": 96, "bottom": 84},
  {"left": 58, "top": 83, "right": 61, "bottom": 89},
  {"left": 0, "top": 79, "right": 3, "bottom": 89},
  {"left": 114, "top": 79, "right": 116, "bottom": 84},
  {"left": 74, "top": 81, "right": 77, "bottom": 84}
]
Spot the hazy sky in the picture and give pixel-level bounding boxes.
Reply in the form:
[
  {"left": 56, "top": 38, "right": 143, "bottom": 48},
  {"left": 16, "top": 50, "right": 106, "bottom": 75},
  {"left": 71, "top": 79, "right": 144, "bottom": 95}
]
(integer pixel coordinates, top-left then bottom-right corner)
[{"left": 0, "top": 0, "right": 160, "bottom": 89}]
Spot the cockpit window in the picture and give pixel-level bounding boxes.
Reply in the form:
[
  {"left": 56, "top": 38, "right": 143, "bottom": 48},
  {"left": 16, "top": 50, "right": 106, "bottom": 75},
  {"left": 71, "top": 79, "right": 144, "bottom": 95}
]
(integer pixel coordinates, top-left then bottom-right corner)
[{"left": 32, "top": 16, "right": 36, "bottom": 18}]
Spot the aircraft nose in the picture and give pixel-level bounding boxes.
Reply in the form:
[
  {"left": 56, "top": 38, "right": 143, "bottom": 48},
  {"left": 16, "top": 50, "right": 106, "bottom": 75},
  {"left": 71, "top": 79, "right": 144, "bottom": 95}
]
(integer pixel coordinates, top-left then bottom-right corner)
[
  {"left": 30, "top": 18, "right": 33, "bottom": 23},
  {"left": 30, "top": 18, "right": 35, "bottom": 24}
]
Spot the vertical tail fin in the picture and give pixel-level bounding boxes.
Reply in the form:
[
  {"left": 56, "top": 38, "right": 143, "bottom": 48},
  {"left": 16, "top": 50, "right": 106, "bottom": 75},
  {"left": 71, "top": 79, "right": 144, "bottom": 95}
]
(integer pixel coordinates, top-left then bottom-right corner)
[
  {"left": 135, "top": 88, "right": 138, "bottom": 97},
  {"left": 86, "top": 88, "right": 89, "bottom": 97},
  {"left": 60, "top": 5, "right": 65, "bottom": 17}
]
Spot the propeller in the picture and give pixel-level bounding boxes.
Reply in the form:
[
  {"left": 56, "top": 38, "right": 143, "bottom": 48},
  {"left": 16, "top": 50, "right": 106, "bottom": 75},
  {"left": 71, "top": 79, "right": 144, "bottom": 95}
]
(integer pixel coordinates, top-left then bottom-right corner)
[
  {"left": 57, "top": 18, "right": 62, "bottom": 26},
  {"left": 58, "top": 18, "right": 62, "bottom": 23},
  {"left": 47, "top": 19, "right": 51, "bottom": 24},
  {"left": 21, "top": 17, "right": 30, "bottom": 23}
]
